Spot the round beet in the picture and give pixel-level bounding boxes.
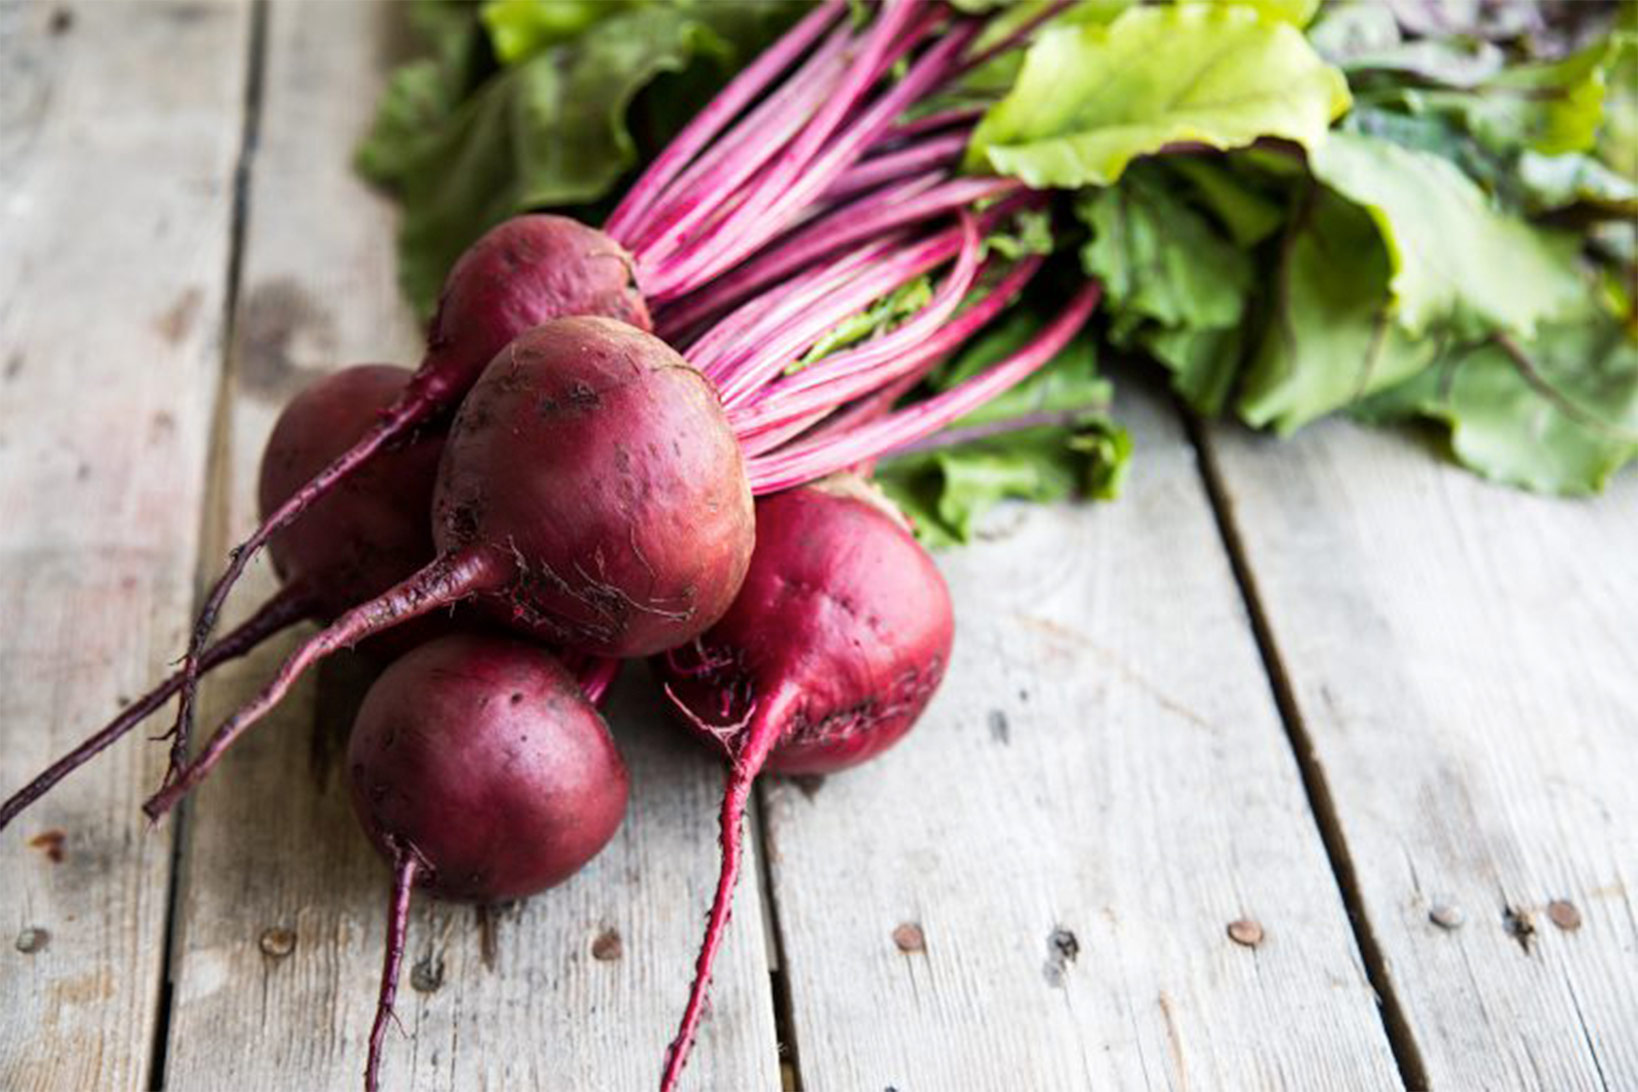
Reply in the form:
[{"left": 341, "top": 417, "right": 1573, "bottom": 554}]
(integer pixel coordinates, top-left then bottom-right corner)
[
  {"left": 346, "top": 633, "right": 628, "bottom": 1092},
  {"left": 434, "top": 316, "right": 754, "bottom": 657},
  {"left": 422, "top": 215, "right": 651, "bottom": 402},
  {"left": 173, "top": 215, "right": 649, "bottom": 772},
  {"left": 258, "top": 364, "right": 443, "bottom": 621},
  {"left": 652, "top": 481, "right": 953, "bottom": 1089},
  {"left": 147, "top": 318, "right": 754, "bottom": 820},
  {"left": 347, "top": 633, "right": 628, "bottom": 902}
]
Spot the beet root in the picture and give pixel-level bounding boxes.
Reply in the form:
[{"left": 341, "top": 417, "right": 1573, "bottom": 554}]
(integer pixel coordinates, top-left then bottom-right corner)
[
  {"left": 347, "top": 633, "right": 629, "bottom": 1092},
  {"left": 652, "top": 481, "right": 954, "bottom": 1090},
  {"left": 433, "top": 315, "right": 754, "bottom": 657},
  {"left": 145, "top": 317, "right": 753, "bottom": 820},
  {"left": 174, "top": 216, "right": 649, "bottom": 769}
]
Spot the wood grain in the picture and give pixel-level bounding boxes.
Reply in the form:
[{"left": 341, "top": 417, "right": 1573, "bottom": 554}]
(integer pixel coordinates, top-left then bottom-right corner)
[
  {"left": 160, "top": 3, "right": 781, "bottom": 1088},
  {"left": 762, "top": 376, "right": 1404, "bottom": 1091},
  {"left": 1204, "top": 416, "right": 1638, "bottom": 1091},
  {"left": 0, "top": 1, "right": 251, "bottom": 1087}
]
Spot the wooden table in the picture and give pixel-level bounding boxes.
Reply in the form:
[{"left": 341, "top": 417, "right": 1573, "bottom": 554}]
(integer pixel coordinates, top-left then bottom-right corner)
[{"left": 3, "top": 4, "right": 1634, "bottom": 1089}]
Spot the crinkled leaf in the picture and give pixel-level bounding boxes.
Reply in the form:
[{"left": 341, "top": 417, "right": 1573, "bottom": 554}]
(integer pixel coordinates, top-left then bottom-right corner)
[
  {"left": 1311, "top": 131, "right": 1585, "bottom": 337},
  {"left": 879, "top": 312, "right": 1128, "bottom": 546},
  {"left": 1418, "top": 32, "right": 1629, "bottom": 156},
  {"left": 1143, "top": 324, "right": 1245, "bottom": 416},
  {"left": 1190, "top": 0, "right": 1320, "bottom": 27},
  {"left": 1517, "top": 151, "right": 1638, "bottom": 216},
  {"left": 1073, "top": 165, "right": 1253, "bottom": 412},
  {"left": 479, "top": 0, "right": 627, "bottom": 65},
  {"left": 1345, "top": 37, "right": 1507, "bottom": 88},
  {"left": 1309, "top": 0, "right": 1401, "bottom": 65},
  {"left": 1164, "top": 157, "right": 1287, "bottom": 247},
  {"left": 966, "top": 4, "right": 1351, "bottom": 188},
  {"left": 363, "top": 1, "right": 799, "bottom": 313},
  {"left": 1356, "top": 317, "right": 1638, "bottom": 494},
  {"left": 877, "top": 420, "right": 1130, "bottom": 548},
  {"left": 1076, "top": 167, "right": 1253, "bottom": 334},
  {"left": 1239, "top": 188, "right": 1443, "bottom": 432},
  {"left": 1379, "top": 0, "right": 1543, "bottom": 43}
]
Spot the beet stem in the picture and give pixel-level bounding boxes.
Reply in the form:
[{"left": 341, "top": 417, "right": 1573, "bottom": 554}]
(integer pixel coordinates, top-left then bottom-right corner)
[
  {"left": 0, "top": 582, "right": 316, "bottom": 833},
  {"left": 659, "top": 694, "right": 791, "bottom": 1092},
  {"left": 604, "top": 0, "right": 847, "bottom": 244},
  {"left": 366, "top": 848, "right": 420, "bottom": 1092},
  {"left": 745, "top": 282, "right": 1103, "bottom": 493},
  {"left": 168, "top": 394, "right": 432, "bottom": 786},
  {"left": 732, "top": 253, "right": 1042, "bottom": 453},
  {"left": 144, "top": 549, "right": 499, "bottom": 821}
]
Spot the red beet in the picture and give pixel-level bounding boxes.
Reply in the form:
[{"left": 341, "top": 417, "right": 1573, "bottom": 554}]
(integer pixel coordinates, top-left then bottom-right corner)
[
  {"left": 173, "top": 216, "right": 649, "bottom": 771},
  {"left": 652, "top": 480, "right": 954, "bottom": 1089},
  {"left": 145, "top": 317, "right": 753, "bottom": 819},
  {"left": 346, "top": 633, "right": 629, "bottom": 1092},
  {"left": 0, "top": 365, "right": 444, "bottom": 831}
]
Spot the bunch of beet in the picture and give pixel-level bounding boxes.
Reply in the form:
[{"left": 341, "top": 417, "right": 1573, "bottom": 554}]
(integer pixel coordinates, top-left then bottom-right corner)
[{"left": 3, "top": 3, "right": 1102, "bottom": 1089}]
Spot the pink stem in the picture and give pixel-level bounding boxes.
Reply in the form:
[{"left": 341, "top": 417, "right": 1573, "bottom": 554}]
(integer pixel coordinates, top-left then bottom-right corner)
[
  {"left": 728, "top": 214, "right": 984, "bottom": 431},
  {"left": 624, "top": 20, "right": 857, "bottom": 269},
  {"left": 604, "top": 0, "right": 847, "bottom": 243},
  {"left": 711, "top": 226, "right": 971, "bottom": 408},
  {"left": 882, "top": 106, "right": 986, "bottom": 143},
  {"left": 143, "top": 549, "right": 503, "bottom": 821},
  {"left": 686, "top": 236, "right": 899, "bottom": 381},
  {"left": 0, "top": 581, "right": 317, "bottom": 833},
  {"left": 642, "top": 0, "right": 937, "bottom": 301},
  {"left": 733, "top": 254, "right": 1043, "bottom": 446},
  {"left": 745, "top": 283, "right": 1103, "bottom": 493},
  {"left": 365, "top": 849, "right": 420, "bottom": 1092},
  {"left": 657, "top": 689, "right": 793, "bottom": 1092},
  {"left": 659, "top": 174, "right": 1017, "bottom": 339},
  {"left": 818, "top": 131, "right": 973, "bottom": 205}
]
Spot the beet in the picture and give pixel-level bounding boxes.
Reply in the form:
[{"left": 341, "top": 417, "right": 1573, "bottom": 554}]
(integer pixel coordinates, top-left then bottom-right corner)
[
  {"left": 145, "top": 317, "right": 754, "bottom": 819},
  {"left": 0, "top": 365, "right": 445, "bottom": 831},
  {"left": 173, "top": 216, "right": 648, "bottom": 772},
  {"left": 346, "top": 633, "right": 629, "bottom": 1092},
  {"left": 652, "top": 480, "right": 954, "bottom": 1089}
]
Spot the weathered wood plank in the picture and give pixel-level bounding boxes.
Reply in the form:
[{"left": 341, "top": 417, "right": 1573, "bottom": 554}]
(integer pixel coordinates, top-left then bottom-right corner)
[
  {"left": 0, "top": 1, "right": 251, "bottom": 1087},
  {"left": 762, "top": 376, "right": 1403, "bottom": 1090},
  {"left": 161, "top": 3, "right": 780, "bottom": 1088},
  {"left": 1204, "top": 417, "right": 1638, "bottom": 1090}
]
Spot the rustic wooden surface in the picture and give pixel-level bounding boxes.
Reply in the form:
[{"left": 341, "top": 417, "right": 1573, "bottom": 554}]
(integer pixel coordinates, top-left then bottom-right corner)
[
  {"left": 2, "top": 2, "right": 1635, "bottom": 1090},
  {"left": 763, "top": 381, "right": 1401, "bottom": 1090},
  {"left": 1203, "top": 418, "right": 1638, "bottom": 1091},
  {"left": 0, "top": 2, "right": 250, "bottom": 1088}
]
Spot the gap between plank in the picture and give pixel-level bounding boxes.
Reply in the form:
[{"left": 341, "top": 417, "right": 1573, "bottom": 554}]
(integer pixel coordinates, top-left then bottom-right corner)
[
  {"left": 1183, "top": 412, "right": 1432, "bottom": 1092},
  {"left": 146, "top": 1, "right": 272, "bottom": 1087},
  {"left": 753, "top": 785, "right": 805, "bottom": 1091}
]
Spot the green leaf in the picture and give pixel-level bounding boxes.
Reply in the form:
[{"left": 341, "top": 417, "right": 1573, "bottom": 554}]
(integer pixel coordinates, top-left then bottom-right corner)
[
  {"left": 877, "top": 419, "right": 1131, "bottom": 548},
  {"left": 1458, "top": 35, "right": 1619, "bottom": 155},
  {"left": 966, "top": 4, "right": 1351, "bottom": 188},
  {"left": 1143, "top": 324, "right": 1245, "bottom": 416},
  {"left": 1192, "top": 0, "right": 1320, "bottom": 28},
  {"left": 1516, "top": 151, "right": 1638, "bottom": 217},
  {"left": 1076, "top": 168, "right": 1253, "bottom": 333},
  {"left": 1073, "top": 164, "right": 1254, "bottom": 412},
  {"left": 362, "top": 2, "right": 798, "bottom": 313},
  {"left": 1357, "top": 318, "right": 1638, "bottom": 494},
  {"left": 479, "top": 0, "right": 627, "bottom": 65},
  {"left": 1310, "top": 131, "right": 1586, "bottom": 337},
  {"left": 1163, "top": 157, "right": 1287, "bottom": 247},
  {"left": 878, "top": 311, "right": 1129, "bottom": 546},
  {"left": 1239, "top": 188, "right": 1442, "bottom": 432}
]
